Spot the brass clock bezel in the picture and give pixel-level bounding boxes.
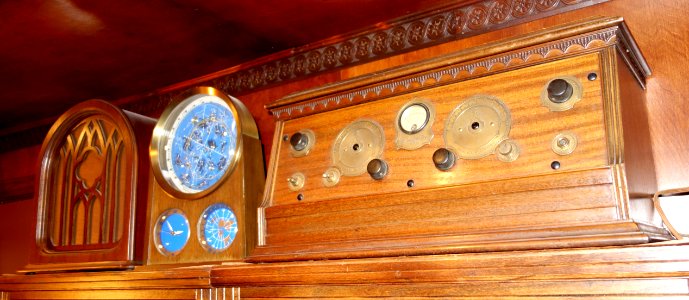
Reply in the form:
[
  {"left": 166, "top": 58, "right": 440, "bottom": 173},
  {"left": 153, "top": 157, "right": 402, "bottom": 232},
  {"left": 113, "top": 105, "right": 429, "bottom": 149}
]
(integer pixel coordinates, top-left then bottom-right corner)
[
  {"left": 153, "top": 208, "right": 190, "bottom": 257},
  {"left": 150, "top": 86, "right": 245, "bottom": 199},
  {"left": 197, "top": 203, "right": 238, "bottom": 254}
]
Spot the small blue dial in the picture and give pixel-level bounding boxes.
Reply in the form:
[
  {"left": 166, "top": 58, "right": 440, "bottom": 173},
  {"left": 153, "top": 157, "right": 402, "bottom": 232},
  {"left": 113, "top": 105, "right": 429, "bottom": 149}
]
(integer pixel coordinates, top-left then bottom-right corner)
[
  {"left": 154, "top": 209, "right": 190, "bottom": 256},
  {"left": 165, "top": 95, "right": 238, "bottom": 194},
  {"left": 198, "top": 203, "right": 238, "bottom": 252}
]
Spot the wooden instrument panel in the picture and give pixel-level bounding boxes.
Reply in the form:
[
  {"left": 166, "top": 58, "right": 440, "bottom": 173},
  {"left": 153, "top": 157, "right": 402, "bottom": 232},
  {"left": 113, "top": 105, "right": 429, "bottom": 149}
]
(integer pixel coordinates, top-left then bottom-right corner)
[{"left": 251, "top": 18, "right": 670, "bottom": 262}]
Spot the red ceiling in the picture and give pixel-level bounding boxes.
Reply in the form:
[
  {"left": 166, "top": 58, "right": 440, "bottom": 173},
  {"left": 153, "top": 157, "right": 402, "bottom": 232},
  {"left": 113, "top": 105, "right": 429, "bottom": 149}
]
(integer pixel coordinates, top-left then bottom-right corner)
[{"left": 0, "top": 0, "right": 451, "bottom": 132}]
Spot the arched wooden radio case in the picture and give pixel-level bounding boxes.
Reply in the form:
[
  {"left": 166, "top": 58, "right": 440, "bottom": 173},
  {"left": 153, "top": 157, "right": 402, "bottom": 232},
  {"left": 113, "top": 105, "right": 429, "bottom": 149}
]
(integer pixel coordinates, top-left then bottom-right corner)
[{"left": 24, "top": 100, "right": 155, "bottom": 272}]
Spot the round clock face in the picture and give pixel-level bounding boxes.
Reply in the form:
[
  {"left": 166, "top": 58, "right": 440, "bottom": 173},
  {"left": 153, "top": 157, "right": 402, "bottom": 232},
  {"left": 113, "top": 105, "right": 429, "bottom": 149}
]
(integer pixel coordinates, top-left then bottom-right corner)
[
  {"left": 154, "top": 209, "right": 190, "bottom": 256},
  {"left": 198, "top": 203, "right": 238, "bottom": 253},
  {"left": 151, "top": 90, "right": 241, "bottom": 197}
]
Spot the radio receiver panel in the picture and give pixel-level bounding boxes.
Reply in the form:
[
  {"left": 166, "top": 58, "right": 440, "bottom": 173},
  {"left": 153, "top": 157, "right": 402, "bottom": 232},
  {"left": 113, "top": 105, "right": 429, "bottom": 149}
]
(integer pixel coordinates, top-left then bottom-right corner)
[{"left": 251, "top": 18, "right": 670, "bottom": 262}]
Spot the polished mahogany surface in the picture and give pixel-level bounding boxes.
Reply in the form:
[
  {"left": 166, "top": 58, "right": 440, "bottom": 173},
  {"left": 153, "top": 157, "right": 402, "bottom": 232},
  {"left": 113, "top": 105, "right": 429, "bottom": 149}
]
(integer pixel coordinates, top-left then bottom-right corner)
[
  {"left": 0, "top": 0, "right": 450, "bottom": 132},
  {"left": 1, "top": 0, "right": 689, "bottom": 298}
]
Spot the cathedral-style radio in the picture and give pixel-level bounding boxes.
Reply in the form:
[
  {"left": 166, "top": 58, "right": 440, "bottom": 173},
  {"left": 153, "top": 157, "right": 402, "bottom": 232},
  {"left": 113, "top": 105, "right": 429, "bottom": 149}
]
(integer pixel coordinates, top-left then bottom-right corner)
[{"left": 24, "top": 100, "right": 155, "bottom": 272}]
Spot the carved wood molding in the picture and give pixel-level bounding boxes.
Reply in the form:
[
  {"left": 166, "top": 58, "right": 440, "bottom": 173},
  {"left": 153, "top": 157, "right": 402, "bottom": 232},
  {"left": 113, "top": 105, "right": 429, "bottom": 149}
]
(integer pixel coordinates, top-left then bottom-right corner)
[
  {"left": 194, "top": 0, "right": 608, "bottom": 95},
  {"left": 0, "top": 0, "right": 607, "bottom": 153},
  {"left": 268, "top": 26, "right": 620, "bottom": 120}
]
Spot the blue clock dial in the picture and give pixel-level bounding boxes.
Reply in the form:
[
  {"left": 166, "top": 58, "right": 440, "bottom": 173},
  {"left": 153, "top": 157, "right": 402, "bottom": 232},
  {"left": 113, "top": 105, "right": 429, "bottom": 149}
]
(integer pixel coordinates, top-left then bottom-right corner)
[
  {"left": 165, "top": 95, "right": 238, "bottom": 194},
  {"left": 154, "top": 209, "right": 190, "bottom": 256},
  {"left": 198, "top": 203, "right": 238, "bottom": 252}
]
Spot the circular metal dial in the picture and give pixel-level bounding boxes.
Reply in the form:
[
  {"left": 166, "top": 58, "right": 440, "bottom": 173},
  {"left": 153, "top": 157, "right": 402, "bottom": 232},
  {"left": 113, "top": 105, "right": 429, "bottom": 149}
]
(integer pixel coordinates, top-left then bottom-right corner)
[
  {"left": 444, "top": 95, "right": 511, "bottom": 159},
  {"left": 153, "top": 209, "right": 190, "bottom": 256},
  {"left": 398, "top": 103, "right": 430, "bottom": 134},
  {"left": 198, "top": 203, "right": 238, "bottom": 253},
  {"left": 151, "top": 90, "right": 241, "bottom": 198},
  {"left": 331, "top": 120, "right": 385, "bottom": 176}
]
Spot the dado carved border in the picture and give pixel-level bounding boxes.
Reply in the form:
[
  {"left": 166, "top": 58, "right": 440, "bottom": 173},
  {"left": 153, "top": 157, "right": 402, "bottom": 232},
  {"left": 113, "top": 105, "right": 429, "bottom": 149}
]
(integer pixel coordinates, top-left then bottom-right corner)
[
  {"left": 120, "top": 0, "right": 606, "bottom": 118},
  {"left": 0, "top": 0, "right": 606, "bottom": 154},
  {"left": 201, "top": 0, "right": 604, "bottom": 94},
  {"left": 268, "top": 25, "right": 636, "bottom": 120}
]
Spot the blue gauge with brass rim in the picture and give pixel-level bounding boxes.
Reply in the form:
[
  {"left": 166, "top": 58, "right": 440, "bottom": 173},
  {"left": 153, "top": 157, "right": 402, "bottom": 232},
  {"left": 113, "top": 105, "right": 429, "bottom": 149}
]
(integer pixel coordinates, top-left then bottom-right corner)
[
  {"left": 197, "top": 203, "right": 238, "bottom": 253},
  {"left": 154, "top": 209, "right": 190, "bottom": 256}
]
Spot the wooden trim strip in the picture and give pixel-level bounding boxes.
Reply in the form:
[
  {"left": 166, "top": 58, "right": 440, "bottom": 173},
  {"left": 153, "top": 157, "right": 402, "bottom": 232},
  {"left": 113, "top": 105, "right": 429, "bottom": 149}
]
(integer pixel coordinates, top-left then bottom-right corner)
[{"left": 267, "top": 18, "right": 649, "bottom": 121}]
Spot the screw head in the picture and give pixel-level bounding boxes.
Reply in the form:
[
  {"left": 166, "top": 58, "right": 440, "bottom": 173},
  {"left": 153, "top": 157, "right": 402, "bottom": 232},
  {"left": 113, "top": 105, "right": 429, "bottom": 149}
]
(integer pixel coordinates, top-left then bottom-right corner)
[
  {"left": 588, "top": 73, "right": 598, "bottom": 81},
  {"left": 551, "top": 161, "right": 561, "bottom": 170}
]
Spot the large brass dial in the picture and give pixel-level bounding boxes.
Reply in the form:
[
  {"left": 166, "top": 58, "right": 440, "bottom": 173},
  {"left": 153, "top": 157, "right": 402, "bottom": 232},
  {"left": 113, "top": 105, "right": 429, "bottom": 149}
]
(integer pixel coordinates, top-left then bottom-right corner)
[
  {"left": 331, "top": 119, "right": 385, "bottom": 176},
  {"left": 444, "top": 95, "right": 511, "bottom": 159}
]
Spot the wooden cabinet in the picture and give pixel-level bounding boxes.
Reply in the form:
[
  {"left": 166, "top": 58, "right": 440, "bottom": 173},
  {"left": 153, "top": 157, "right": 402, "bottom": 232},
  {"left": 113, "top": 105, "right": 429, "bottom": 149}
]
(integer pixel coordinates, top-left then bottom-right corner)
[
  {"left": 2, "top": 242, "right": 689, "bottom": 298},
  {"left": 2, "top": 1, "right": 689, "bottom": 299}
]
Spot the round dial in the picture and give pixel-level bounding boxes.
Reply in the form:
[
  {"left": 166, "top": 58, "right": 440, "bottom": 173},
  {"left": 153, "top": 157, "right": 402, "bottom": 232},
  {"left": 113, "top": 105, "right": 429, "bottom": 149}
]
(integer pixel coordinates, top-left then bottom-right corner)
[
  {"left": 151, "top": 88, "right": 242, "bottom": 198},
  {"left": 198, "top": 203, "right": 238, "bottom": 253},
  {"left": 331, "top": 119, "right": 385, "bottom": 176},
  {"left": 398, "top": 103, "right": 430, "bottom": 134},
  {"left": 444, "top": 95, "right": 511, "bottom": 159},
  {"left": 153, "top": 209, "right": 190, "bottom": 256}
]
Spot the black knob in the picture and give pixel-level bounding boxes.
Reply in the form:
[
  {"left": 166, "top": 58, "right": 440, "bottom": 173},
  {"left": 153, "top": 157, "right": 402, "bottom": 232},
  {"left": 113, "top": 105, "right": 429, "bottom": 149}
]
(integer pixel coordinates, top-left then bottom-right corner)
[
  {"left": 367, "top": 159, "right": 388, "bottom": 180},
  {"left": 547, "top": 79, "right": 573, "bottom": 103},
  {"left": 289, "top": 132, "right": 309, "bottom": 151},
  {"left": 433, "top": 148, "right": 456, "bottom": 171}
]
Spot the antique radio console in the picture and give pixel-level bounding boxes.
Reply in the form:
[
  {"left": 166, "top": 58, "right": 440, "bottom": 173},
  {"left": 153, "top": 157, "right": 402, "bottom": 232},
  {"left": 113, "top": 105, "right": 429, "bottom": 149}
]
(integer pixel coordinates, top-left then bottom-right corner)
[
  {"left": 251, "top": 17, "right": 671, "bottom": 262},
  {"left": 24, "top": 100, "right": 155, "bottom": 272}
]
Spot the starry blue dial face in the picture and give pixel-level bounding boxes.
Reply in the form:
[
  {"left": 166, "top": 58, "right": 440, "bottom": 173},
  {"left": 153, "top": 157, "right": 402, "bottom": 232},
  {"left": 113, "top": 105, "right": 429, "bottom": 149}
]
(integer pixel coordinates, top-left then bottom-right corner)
[
  {"left": 154, "top": 209, "right": 190, "bottom": 256},
  {"left": 165, "top": 95, "right": 238, "bottom": 194},
  {"left": 198, "top": 203, "right": 238, "bottom": 252}
]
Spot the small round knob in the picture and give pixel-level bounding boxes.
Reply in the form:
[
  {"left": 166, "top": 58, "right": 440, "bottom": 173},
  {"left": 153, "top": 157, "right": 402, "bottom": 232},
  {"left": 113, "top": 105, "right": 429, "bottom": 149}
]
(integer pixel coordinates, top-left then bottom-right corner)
[
  {"left": 290, "top": 132, "right": 309, "bottom": 151},
  {"left": 547, "top": 79, "right": 573, "bottom": 103},
  {"left": 367, "top": 159, "right": 388, "bottom": 180},
  {"left": 433, "top": 148, "right": 456, "bottom": 171}
]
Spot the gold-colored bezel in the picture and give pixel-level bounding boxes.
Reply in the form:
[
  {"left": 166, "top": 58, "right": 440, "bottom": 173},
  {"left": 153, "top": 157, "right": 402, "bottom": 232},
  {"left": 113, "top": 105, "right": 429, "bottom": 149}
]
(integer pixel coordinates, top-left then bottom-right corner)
[
  {"left": 150, "top": 86, "right": 246, "bottom": 199},
  {"left": 153, "top": 208, "right": 190, "bottom": 256},
  {"left": 197, "top": 203, "right": 237, "bottom": 254}
]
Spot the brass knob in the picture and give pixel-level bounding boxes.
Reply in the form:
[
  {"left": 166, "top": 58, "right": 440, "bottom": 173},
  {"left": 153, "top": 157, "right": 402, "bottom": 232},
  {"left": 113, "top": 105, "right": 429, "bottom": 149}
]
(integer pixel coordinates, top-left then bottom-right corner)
[
  {"left": 290, "top": 132, "right": 309, "bottom": 151},
  {"left": 367, "top": 159, "right": 388, "bottom": 180},
  {"left": 433, "top": 148, "right": 456, "bottom": 171},
  {"left": 547, "top": 79, "right": 574, "bottom": 103}
]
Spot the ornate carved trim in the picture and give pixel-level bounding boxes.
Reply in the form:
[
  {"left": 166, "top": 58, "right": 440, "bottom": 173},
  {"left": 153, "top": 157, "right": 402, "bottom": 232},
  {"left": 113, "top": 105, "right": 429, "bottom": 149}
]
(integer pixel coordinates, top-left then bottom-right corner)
[
  {"left": 201, "top": 0, "right": 608, "bottom": 95},
  {"left": 269, "top": 25, "right": 631, "bottom": 120},
  {"left": 1, "top": 0, "right": 608, "bottom": 153},
  {"left": 120, "top": 0, "right": 607, "bottom": 117}
]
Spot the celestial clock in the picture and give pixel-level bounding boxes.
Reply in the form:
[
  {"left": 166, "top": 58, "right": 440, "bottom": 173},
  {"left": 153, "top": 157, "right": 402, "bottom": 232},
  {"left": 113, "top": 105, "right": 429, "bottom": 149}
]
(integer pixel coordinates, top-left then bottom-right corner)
[
  {"left": 147, "top": 86, "right": 265, "bottom": 265},
  {"left": 150, "top": 90, "right": 240, "bottom": 198},
  {"left": 153, "top": 209, "right": 190, "bottom": 256},
  {"left": 198, "top": 203, "right": 238, "bottom": 253}
]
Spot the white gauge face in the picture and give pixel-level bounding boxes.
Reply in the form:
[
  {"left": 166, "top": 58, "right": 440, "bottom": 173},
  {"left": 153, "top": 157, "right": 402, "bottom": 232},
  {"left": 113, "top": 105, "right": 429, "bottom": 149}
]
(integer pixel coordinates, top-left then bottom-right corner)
[
  {"left": 398, "top": 103, "right": 430, "bottom": 134},
  {"left": 161, "top": 95, "right": 239, "bottom": 194}
]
